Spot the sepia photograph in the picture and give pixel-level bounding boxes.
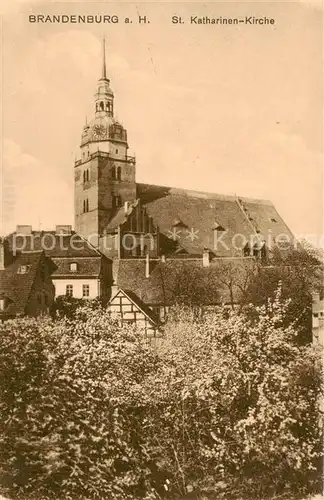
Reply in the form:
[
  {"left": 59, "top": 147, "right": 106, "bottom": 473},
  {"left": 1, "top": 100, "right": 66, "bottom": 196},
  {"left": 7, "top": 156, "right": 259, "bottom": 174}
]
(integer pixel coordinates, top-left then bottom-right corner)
[{"left": 0, "top": 1, "right": 323, "bottom": 499}]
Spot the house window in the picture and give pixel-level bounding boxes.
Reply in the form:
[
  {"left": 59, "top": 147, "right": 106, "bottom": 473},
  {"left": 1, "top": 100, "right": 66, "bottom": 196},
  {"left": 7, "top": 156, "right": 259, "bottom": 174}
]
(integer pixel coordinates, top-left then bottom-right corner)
[
  {"left": 82, "top": 285, "right": 90, "bottom": 297},
  {"left": 70, "top": 262, "right": 78, "bottom": 272},
  {"left": 17, "top": 265, "right": 30, "bottom": 274},
  {"left": 66, "top": 285, "right": 73, "bottom": 297}
]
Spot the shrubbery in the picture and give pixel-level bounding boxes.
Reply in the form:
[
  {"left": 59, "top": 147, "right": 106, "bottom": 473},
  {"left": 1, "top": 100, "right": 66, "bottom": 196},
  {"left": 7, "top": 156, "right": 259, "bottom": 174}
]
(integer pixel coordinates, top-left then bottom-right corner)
[{"left": 0, "top": 296, "right": 322, "bottom": 499}]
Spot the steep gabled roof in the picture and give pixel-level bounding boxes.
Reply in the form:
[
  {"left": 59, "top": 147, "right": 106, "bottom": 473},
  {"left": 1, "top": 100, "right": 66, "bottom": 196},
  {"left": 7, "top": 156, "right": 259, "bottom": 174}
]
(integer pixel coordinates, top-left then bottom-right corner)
[
  {"left": 136, "top": 183, "right": 295, "bottom": 257},
  {"left": 111, "top": 288, "right": 159, "bottom": 325},
  {"left": 0, "top": 251, "right": 44, "bottom": 316}
]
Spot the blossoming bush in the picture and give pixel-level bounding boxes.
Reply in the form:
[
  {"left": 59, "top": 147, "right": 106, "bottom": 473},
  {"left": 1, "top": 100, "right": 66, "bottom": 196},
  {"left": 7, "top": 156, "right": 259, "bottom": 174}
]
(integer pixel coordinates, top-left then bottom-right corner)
[{"left": 0, "top": 297, "right": 322, "bottom": 499}]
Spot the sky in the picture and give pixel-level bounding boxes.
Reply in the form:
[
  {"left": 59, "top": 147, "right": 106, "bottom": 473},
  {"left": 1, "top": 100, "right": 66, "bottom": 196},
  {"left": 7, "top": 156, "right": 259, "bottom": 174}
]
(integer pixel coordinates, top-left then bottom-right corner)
[{"left": 0, "top": 0, "right": 323, "bottom": 246}]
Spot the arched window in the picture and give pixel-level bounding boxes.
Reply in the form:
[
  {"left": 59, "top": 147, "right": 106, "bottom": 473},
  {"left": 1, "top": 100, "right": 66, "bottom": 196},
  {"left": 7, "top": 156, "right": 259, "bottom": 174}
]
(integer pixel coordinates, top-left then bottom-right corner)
[
  {"left": 117, "top": 166, "right": 121, "bottom": 181},
  {"left": 83, "top": 200, "right": 86, "bottom": 213},
  {"left": 100, "top": 101, "right": 104, "bottom": 111},
  {"left": 106, "top": 102, "right": 110, "bottom": 112},
  {"left": 83, "top": 171, "right": 86, "bottom": 183},
  {"left": 86, "top": 170, "right": 89, "bottom": 182},
  {"left": 112, "top": 166, "right": 116, "bottom": 180},
  {"left": 86, "top": 199, "right": 89, "bottom": 212}
]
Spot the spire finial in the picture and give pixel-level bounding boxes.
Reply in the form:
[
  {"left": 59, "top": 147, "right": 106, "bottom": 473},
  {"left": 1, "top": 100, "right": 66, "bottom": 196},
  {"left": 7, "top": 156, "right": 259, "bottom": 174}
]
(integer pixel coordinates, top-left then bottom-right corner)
[{"left": 102, "top": 36, "right": 107, "bottom": 79}]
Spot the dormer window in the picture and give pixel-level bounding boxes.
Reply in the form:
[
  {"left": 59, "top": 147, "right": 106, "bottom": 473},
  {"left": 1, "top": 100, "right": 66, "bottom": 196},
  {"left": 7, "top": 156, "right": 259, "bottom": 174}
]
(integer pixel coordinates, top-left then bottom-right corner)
[
  {"left": 70, "top": 262, "right": 78, "bottom": 272},
  {"left": 17, "top": 265, "right": 30, "bottom": 274},
  {"left": 213, "top": 220, "right": 225, "bottom": 232},
  {"left": 172, "top": 218, "right": 188, "bottom": 229},
  {"left": 270, "top": 217, "right": 277, "bottom": 223}
]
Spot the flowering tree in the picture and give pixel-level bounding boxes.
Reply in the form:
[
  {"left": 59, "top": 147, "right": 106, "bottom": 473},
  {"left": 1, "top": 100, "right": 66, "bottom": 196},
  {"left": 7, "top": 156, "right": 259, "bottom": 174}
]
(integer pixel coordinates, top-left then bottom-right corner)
[{"left": 0, "top": 296, "right": 322, "bottom": 500}]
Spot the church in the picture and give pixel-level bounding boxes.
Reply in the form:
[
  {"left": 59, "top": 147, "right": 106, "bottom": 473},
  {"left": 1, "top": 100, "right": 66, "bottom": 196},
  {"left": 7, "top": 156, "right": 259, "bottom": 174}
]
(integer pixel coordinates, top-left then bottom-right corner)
[
  {"left": 2, "top": 40, "right": 296, "bottom": 333},
  {"left": 73, "top": 39, "right": 295, "bottom": 335}
]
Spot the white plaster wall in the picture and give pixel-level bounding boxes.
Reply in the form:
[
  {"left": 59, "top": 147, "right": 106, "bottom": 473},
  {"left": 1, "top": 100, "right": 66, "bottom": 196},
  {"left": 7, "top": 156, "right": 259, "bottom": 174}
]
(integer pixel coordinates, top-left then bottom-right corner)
[{"left": 53, "top": 278, "right": 100, "bottom": 299}]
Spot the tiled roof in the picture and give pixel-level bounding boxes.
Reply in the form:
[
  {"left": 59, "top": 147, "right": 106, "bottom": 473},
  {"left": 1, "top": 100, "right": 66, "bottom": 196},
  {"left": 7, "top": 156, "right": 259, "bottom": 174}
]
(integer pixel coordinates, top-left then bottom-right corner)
[
  {"left": 118, "top": 288, "right": 160, "bottom": 324},
  {"left": 5, "top": 231, "right": 101, "bottom": 258},
  {"left": 0, "top": 251, "right": 43, "bottom": 316},
  {"left": 115, "top": 257, "right": 257, "bottom": 306},
  {"left": 51, "top": 257, "right": 102, "bottom": 278},
  {"left": 136, "top": 183, "right": 295, "bottom": 257}
]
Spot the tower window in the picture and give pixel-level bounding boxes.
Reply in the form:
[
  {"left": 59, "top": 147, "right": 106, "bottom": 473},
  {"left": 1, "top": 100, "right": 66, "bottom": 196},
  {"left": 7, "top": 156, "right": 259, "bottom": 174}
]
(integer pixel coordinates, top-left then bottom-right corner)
[
  {"left": 83, "top": 199, "right": 89, "bottom": 213},
  {"left": 66, "top": 285, "right": 73, "bottom": 297},
  {"left": 112, "top": 166, "right": 116, "bottom": 180},
  {"left": 117, "top": 166, "right": 121, "bottom": 181},
  {"left": 115, "top": 149, "right": 118, "bottom": 154},
  {"left": 112, "top": 195, "right": 122, "bottom": 209},
  {"left": 100, "top": 101, "right": 104, "bottom": 111},
  {"left": 83, "top": 170, "right": 89, "bottom": 183}
]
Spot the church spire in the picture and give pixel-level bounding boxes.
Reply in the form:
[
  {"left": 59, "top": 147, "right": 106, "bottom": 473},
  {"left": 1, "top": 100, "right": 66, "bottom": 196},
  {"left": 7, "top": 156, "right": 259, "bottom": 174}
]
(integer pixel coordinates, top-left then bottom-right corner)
[{"left": 102, "top": 37, "right": 107, "bottom": 80}]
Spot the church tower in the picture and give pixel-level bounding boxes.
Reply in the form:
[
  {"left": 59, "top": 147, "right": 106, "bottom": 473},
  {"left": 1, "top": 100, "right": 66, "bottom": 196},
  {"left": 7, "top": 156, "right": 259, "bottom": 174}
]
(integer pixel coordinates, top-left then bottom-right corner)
[{"left": 74, "top": 38, "right": 136, "bottom": 246}]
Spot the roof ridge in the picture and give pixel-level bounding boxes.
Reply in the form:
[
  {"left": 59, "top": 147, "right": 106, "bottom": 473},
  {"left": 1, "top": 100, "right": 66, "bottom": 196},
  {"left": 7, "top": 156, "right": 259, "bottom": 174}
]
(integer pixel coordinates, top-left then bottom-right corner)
[{"left": 137, "top": 182, "right": 273, "bottom": 206}]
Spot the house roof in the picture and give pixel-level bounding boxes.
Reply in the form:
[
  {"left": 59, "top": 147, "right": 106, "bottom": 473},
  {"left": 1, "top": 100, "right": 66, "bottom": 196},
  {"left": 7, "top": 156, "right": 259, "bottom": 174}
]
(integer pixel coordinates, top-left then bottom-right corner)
[
  {"left": 135, "top": 183, "right": 295, "bottom": 257},
  {"left": 115, "top": 256, "right": 257, "bottom": 306},
  {"left": 112, "top": 288, "right": 160, "bottom": 325},
  {"left": 51, "top": 257, "right": 102, "bottom": 278},
  {"left": 0, "top": 251, "right": 44, "bottom": 316},
  {"left": 5, "top": 231, "right": 108, "bottom": 278},
  {"left": 5, "top": 231, "right": 101, "bottom": 258}
]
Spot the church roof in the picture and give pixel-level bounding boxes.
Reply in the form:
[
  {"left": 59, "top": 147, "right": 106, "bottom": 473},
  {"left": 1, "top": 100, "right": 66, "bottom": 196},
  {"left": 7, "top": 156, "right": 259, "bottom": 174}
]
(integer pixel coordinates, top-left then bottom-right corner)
[
  {"left": 136, "top": 183, "right": 295, "bottom": 257},
  {"left": 115, "top": 256, "right": 257, "bottom": 306}
]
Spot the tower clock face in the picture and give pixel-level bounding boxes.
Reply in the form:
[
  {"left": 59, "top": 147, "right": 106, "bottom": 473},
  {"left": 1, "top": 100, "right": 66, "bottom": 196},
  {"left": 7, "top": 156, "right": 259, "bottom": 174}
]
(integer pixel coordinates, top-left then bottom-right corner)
[{"left": 92, "top": 124, "right": 106, "bottom": 139}]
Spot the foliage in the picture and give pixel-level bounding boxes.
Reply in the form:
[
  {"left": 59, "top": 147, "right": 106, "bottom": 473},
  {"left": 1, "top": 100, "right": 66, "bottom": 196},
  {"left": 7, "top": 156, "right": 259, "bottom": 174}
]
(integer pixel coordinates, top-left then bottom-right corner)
[
  {"left": 0, "top": 298, "right": 322, "bottom": 500},
  {"left": 52, "top": 295, "right": 104, "bottom": 319}
]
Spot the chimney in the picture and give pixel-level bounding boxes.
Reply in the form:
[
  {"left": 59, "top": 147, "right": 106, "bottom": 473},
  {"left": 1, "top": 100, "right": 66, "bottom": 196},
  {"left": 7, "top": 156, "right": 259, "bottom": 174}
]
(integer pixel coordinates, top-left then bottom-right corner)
[
  {"left": 124, "top": 201, "right": 130, "bottom": 213},
  {"left": 0, "top": 238, "right": 9, "bottom": 270},
  {"left": 202, "top": 249, "right": 210, "bottom": 268},
  {"left": 55, "top": 225, "right": 72, "bottom": 235},
  {"left": 145, "top": 252, "right": 150, "bottom": 278},
  {"left": 16, "top": 225, "right": 32, "bottom": 235}
]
